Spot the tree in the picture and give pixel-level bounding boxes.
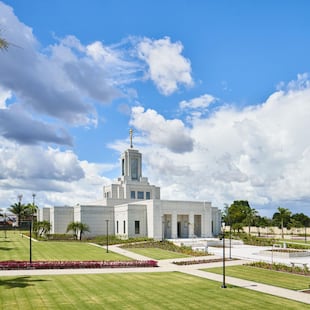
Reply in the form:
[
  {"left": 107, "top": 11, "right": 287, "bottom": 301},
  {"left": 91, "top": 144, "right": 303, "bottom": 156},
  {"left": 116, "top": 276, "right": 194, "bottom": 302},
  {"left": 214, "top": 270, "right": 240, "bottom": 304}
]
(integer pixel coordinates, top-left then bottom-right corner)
[
  {"left": 225, "top": 200, "right": 251, "bottom": 232},
  {"left": 66, "top": 222, "right": 90, "bottom": 240},
  {"left": 272, "top": 207, "right": 292, "bottom": 239},
  {"left": 77, "top": 222, "right": 90, "bottom": 240},
  {"left": 243, "top": 207, "right": 258, "bottom": 234},
  {"left": 34, "top": 220, "right": 52, "bottom": 238},
  {"left": 24, "top": 203, "right": 38, "bottom": 217},
  {"left": 256, "top": 216, "right": 272, "bottom": 237},
  {"left": 66, "top": 222, "right": 79, "bottom": 239},
  {"left": 8, "top": 201, "right": 25, "bottom": 227},
  {"left": 291, "top": 213, "right": 310, "bottom": 228},
  {"left": 291, "top": 213, "right": 310, "bottom": 241}
]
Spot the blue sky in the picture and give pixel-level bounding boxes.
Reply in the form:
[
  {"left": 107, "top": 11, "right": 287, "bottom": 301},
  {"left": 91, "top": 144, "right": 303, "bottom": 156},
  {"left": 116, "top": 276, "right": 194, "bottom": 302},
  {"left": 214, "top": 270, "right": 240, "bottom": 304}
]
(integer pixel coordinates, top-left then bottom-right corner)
[{"left": 1, "top": 0, "right": 310, "bottom": 217}]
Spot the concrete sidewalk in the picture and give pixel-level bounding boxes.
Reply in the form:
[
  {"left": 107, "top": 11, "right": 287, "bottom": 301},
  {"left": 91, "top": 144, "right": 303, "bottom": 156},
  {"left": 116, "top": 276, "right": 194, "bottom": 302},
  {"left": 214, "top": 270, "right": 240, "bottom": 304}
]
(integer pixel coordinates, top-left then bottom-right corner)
[{"left": 1, "top": 243, "right": 310, "bottom": 305}]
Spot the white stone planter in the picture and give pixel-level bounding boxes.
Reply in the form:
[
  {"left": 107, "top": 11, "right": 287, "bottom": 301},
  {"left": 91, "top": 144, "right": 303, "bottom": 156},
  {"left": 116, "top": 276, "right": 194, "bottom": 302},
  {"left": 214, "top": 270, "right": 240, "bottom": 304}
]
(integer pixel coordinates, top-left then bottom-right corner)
[{"left": 260, "top": 249, "right": 310, "bottom": 258}]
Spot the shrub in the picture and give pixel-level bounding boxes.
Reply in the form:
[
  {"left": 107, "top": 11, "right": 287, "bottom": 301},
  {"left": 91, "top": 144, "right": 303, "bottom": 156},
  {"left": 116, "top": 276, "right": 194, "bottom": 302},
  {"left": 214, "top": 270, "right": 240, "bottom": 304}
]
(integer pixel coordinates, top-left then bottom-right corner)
[
  {"left": 246, "top": 261, "right": 310, "bottom": 275},
  {"left": 121, "top": 240, "right": 207, "bottom": 256},
  {"left": 0, "top": 260, "right": 158, "bottom": 270}
]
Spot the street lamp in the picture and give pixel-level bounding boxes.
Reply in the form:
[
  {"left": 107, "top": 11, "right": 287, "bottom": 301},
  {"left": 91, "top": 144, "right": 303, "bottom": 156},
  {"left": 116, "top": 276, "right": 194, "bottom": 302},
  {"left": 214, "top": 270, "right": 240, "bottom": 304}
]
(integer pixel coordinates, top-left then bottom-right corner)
[
  {"left": 29, "top": 193, "right": 36, "bottom": 265},
  {"left": 106, "top": 219, "right": 109, "bottom": 253},
  {"left": 17, "top": 194, "right": 23, "bottom": 228},
  {"left": 221, "top": 221, "right": 227, "bottom": 288},
  {"left": 4, "top": 209, "right": 7, "bottom": 239}
]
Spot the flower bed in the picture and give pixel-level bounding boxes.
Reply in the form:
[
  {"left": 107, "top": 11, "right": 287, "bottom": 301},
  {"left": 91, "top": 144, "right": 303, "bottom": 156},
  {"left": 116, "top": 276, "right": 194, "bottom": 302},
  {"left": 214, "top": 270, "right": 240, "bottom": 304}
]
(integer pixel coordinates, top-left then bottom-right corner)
[
  {"left": 173, "top": 258, "right": 234, "bottom": 265},
  {"left": 0, "top": 260, "right": 158, "bottom": 270}
]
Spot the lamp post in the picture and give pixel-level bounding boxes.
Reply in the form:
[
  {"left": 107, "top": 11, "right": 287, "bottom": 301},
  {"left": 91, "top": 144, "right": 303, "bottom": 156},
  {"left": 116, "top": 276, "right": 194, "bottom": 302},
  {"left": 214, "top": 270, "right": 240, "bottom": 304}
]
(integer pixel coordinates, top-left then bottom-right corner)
[
  {"left": 4, "top": 209, "right": 7, "bottom": 239},
  {"left": 221, "top": 221, "right": 227, "bottom": 288},
  {"left": 229, "top": 224, "right": 232, "bottom": 259},
  {"left": 29, "top": 193, "right": 36, "bottom": 265},
  {"left": 106, "top": 219, "right": 109, "bottom": 253},
  {"left": 17, "top": 194, "right": 23, "bottom": 228}
]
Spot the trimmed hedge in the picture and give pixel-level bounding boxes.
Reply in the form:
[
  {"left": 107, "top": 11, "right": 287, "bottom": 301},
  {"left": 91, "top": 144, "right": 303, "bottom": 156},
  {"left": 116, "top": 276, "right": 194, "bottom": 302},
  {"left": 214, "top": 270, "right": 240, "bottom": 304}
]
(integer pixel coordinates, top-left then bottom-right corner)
[
  {"left": 122, "top": 240, "right": 207, "bottom": 256},
  {"left": 173, "top": 258, "right": 232, "bottom": 265},
  {"left": 246, "top": 261, "right": 309, "bottom": 275},
  {"left": 0, "top": 260, "right": 158, "bottom": 270}
]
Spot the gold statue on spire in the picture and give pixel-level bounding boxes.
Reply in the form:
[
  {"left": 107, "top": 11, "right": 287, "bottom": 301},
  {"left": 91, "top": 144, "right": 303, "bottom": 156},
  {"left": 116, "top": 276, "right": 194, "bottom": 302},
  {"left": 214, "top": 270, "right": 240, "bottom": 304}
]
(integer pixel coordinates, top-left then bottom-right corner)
[{"left": 129, "top": 128, "right": 133, "bottom": 148}]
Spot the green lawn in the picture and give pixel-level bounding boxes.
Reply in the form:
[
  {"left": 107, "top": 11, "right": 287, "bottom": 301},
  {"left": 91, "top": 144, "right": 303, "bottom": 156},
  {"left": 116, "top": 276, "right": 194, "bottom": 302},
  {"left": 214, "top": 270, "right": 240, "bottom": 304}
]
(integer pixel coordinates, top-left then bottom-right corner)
[
  {"left": 126, "top": 247, "right": 190, "bottom": 260},
  {"left": 204, "top": 265, "right": 310, "bottom": 290},
  {"left": 0, "top": 231, "right": 129, "bottom": 261},
  {"left": 0, "top": 272, "right": 307, "bottom": 310}
]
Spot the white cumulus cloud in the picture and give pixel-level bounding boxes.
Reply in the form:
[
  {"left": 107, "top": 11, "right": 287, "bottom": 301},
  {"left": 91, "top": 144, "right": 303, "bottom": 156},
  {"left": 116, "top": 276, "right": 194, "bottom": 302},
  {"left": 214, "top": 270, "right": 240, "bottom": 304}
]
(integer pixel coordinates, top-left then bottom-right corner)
[
  {"left": 137, "top": 37, "right": 193, "bottom": 95},
  {"left": 126, "top": 75, "right": 310, "bottom": 215},
  {"left": 130, "top": 106, "right": 194, "bottom": 153}
]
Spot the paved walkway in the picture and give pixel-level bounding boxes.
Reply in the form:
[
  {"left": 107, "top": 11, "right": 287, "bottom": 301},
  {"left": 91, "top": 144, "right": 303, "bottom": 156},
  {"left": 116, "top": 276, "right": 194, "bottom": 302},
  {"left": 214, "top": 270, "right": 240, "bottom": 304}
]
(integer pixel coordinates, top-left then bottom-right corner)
[{"left": 1, "top": 244, "right": 310, "bottom": 305}]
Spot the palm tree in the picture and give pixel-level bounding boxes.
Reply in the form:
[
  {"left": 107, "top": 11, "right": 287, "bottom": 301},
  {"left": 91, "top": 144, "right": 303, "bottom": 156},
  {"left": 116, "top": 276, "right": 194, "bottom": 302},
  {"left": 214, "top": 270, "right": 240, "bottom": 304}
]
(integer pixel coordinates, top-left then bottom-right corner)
[
  {"left": 8, "top": 201, "right": 25, "bottom": 227},
  {"left": 244, "top": 207, "right": 258, "bottom": 234},
  {"left": 77, "top": 222, "right": 90, "bottom": 240},
  {"left": 35, "top": 220, "right": 52, "bottom": 238},
  {"left": 24, "top": 203, "right": 38, "bottom": 230},
  {"left": 66, "top": 222, "right": 90, "bottom": 240},
  {"left": 66, "top": 222, "right": 79, "bottom": 239},
  {"left": 273, "top": 207, "right": 292, "bottom": 239}
]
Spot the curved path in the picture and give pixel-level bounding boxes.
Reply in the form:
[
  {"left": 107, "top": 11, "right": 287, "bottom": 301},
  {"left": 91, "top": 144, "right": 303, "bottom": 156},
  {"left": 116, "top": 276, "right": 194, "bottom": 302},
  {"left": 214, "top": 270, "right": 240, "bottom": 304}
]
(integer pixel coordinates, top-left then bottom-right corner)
[{"left": 1, "top": 244, "right": 309, "bottom": 305}]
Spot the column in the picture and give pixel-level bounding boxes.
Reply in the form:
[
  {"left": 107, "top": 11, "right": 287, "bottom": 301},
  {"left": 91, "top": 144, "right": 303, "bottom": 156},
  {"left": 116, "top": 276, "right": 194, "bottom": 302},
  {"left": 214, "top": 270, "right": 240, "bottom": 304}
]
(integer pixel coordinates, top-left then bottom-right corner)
[
  {"left": 189, "top": 213, "right": 194, "bottom": 238},
  {"left": 171, "top": 212, "right": 177, "bottom": 239}
]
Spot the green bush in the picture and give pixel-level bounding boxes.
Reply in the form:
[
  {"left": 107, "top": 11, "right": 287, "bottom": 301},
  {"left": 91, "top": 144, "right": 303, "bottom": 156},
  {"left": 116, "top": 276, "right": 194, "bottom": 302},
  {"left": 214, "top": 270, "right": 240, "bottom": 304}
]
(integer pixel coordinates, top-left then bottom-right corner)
[
  {"left": 88, "top": 235, "right": 152, "bottom": 245},
  {"left": 237, "top": 233, "right": 276, "bottom": 246},
  {"left": 246, "top": 261, "right": 310, "bottom": 275},
  {"left": 122, "top": 240, "right": 207, "bottom": 256}
]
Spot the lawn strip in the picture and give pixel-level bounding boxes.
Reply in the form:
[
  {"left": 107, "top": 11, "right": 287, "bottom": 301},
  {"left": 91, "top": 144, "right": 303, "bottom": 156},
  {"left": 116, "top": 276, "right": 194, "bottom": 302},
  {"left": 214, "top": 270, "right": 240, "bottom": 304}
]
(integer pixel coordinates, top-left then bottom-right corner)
[
  {"left": 204, "top": 265, "right": 309, "bottom": 290},
  {"left": 0, "top": 272, "right": 306, "bottom": 309},
  {"left": 1, "top": 231, "right": 128, "bottom": 261}
]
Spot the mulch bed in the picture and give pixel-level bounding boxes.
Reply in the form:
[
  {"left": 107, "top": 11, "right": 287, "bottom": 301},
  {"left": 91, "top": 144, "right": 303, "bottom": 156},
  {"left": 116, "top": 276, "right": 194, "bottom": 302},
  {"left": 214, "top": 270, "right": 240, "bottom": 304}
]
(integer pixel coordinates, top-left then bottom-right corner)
[{"left": 0, "top": 260, "right": 158, "bottom": 270}]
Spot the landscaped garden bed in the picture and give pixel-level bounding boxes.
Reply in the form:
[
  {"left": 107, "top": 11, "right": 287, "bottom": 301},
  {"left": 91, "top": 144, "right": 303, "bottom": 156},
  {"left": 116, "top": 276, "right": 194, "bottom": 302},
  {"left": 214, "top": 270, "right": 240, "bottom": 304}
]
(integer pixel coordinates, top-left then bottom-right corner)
[
  {"left": 173, "top": 258, "right": 235, "bottom": 265},
  {"left": 122, "top": 240, "right": 208, "bottom": 256},
  {"left": 246, "top": 261, "right": 309, "bottom": 275},
  {"left": 0, "top": 260, "right": 158, "bottom": 270}
]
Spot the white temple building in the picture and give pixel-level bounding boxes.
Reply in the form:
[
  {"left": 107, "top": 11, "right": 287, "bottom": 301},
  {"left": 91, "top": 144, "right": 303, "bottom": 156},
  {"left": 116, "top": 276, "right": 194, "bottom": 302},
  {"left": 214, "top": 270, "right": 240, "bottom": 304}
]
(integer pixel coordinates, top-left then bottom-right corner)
[{"left": 40, "top": 132, "right": 221, "bottom": 240}]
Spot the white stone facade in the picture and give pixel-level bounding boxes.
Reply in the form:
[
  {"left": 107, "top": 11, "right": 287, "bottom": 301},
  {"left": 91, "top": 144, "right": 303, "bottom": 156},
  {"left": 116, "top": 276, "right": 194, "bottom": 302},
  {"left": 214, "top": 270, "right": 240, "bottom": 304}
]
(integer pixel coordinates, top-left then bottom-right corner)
[{"left": 40, "top": 144, "right": 221, "bottom": 239}]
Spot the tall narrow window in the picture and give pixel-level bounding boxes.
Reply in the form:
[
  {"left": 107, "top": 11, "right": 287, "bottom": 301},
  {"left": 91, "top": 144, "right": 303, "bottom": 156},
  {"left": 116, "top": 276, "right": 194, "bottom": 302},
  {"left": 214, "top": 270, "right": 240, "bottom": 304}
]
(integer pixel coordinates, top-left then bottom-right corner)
[
  {"left": 131, "top": 158, "right": 138, "bottom": 180},
  {"left": 146, "top": 192, "right": 150, "bottom": 200},
  {"left": 135, "top": 221, "right": 140, "bottom": 234},
  {"left": 116, "top": 221, "right": 119, "bottom": 234},
  {"left": 131, "top": 191, "right": 136, "bottom": 199},
  {"left": 123, "top": 220, "right": 126, "bottom": 234}
]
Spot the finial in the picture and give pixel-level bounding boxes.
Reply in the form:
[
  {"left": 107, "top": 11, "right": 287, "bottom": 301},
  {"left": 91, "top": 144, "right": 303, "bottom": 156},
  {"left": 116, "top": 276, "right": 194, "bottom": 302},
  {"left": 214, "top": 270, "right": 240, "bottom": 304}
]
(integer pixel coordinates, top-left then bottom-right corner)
[{"left": 129, "top": 128, "right": 133, "bottom": 148}]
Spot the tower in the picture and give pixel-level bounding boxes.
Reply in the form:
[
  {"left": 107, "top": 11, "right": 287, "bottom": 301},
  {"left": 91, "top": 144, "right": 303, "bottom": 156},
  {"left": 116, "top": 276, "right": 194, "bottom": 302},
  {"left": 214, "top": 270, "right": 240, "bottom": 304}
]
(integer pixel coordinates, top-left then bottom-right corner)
[
  {"left": 121, "top": 129, "right": 142, "bottom": 181},
  {"left": 103, "top": 129, "right": 161, "bottom": 202}
]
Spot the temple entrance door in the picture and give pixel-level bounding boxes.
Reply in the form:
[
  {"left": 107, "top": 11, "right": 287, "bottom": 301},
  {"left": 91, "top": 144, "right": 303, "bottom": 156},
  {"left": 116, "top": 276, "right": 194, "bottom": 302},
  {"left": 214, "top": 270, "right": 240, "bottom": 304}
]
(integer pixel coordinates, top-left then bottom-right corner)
[
  {"left": 177, "top": 222, "right": 181, "bottom": 238},
  {"left": 162, "top": 214, "right": 172, "bottom": 239}
]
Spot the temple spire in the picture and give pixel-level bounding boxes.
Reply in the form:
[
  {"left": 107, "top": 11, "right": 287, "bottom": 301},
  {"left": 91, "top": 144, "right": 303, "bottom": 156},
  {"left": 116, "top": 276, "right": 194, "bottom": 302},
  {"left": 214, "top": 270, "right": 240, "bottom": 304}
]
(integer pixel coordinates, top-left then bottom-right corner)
[{"left": 129, "top": 128, "right": 133, "bottom": 148}]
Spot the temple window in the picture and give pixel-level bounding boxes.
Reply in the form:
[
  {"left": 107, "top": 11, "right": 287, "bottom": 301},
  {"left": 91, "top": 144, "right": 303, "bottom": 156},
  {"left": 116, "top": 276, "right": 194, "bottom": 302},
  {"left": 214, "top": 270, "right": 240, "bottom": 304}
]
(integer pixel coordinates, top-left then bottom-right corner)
[{"left": 137, "top": 191, "right": 144, "bottom": 199}]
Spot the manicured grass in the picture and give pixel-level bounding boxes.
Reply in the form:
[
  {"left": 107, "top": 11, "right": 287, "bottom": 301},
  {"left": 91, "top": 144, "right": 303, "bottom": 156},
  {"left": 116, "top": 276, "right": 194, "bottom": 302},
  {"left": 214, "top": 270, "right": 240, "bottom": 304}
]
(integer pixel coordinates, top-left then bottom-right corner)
[
  {"left": 0, "top": 272, "right": 306, "bottom": 309},
  {"left": 0, "top": 231, "right": 129, "bottom": 261},
  {"left": 126, "top": 247, "right": 190, "bottom": 260},
  {"left": 204, "top": 265, "right": 310, "bottom": 290}
]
